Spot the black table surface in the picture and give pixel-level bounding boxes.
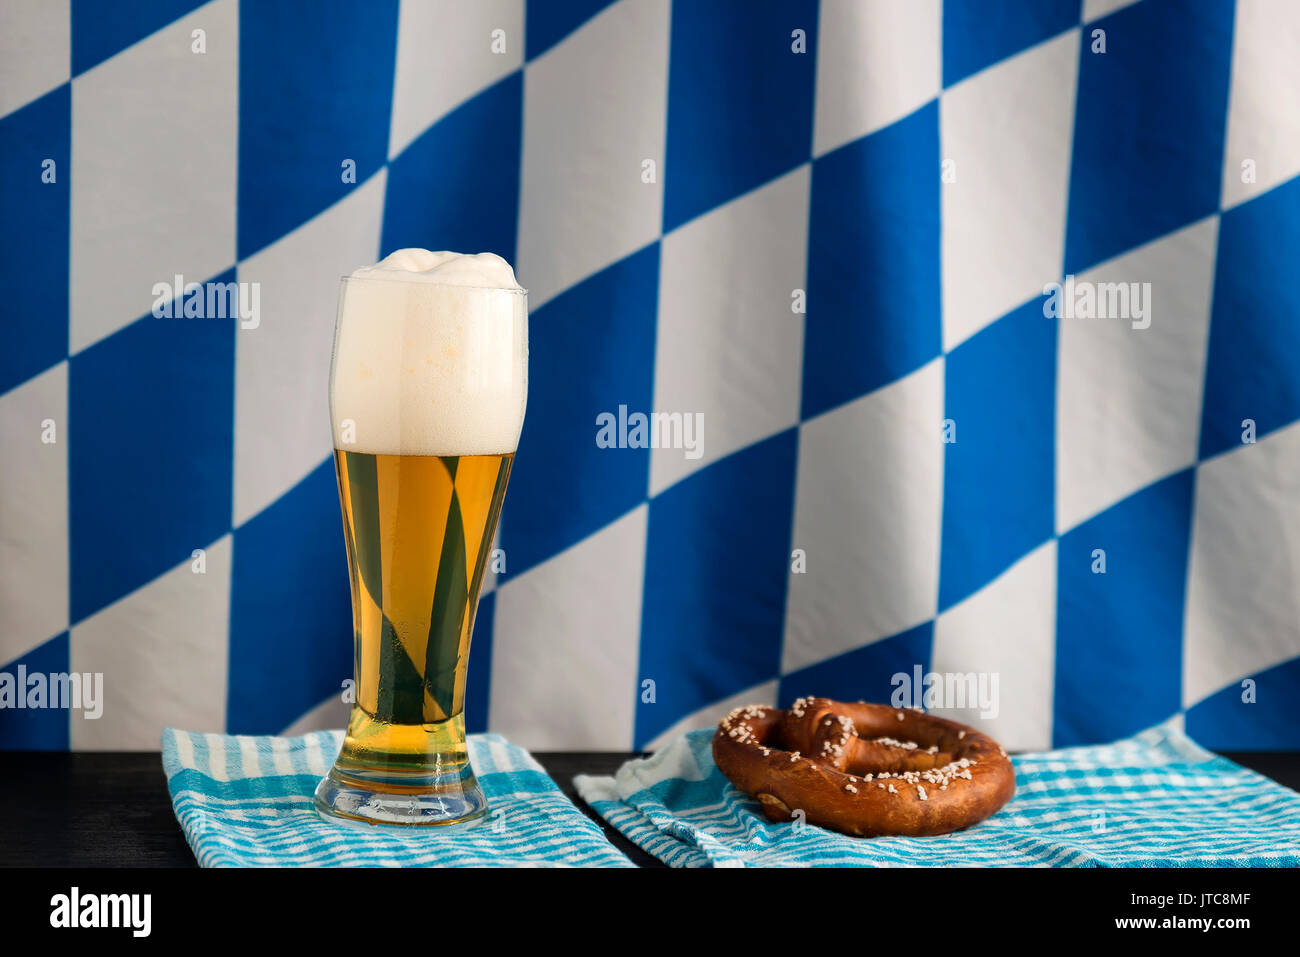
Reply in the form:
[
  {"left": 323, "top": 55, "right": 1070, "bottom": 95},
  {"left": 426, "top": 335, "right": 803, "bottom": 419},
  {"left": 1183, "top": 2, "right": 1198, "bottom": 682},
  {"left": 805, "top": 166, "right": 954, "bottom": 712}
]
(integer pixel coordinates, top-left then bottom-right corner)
[
  {"left": 0, "top": 752, "right": 662, "bottom": 867},
  {"left": 3, "top": 751, "right": 1298, "bottom": 868}
]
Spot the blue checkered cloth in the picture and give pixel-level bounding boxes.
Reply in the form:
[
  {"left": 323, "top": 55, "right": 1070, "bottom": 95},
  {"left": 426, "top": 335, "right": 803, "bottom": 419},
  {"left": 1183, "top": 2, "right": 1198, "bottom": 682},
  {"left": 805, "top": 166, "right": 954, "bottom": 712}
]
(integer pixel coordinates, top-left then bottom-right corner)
[
  {"left": 163, "top": 728, "right": 632, "bottom": 867},
  {"left": 574, "top": 719, "right": 1300, "bottom": 867}
]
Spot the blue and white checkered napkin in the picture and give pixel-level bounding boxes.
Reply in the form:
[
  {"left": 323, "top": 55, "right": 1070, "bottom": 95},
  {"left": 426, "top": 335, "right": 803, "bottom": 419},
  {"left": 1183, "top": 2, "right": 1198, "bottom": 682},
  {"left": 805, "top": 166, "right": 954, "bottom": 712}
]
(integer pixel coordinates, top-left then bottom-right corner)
[
  {"left": 575, "top": 719, "right": 1300, "bottom": 868},
  {"left": 162, "top": 728, "right": 632, "bottom": 867}
]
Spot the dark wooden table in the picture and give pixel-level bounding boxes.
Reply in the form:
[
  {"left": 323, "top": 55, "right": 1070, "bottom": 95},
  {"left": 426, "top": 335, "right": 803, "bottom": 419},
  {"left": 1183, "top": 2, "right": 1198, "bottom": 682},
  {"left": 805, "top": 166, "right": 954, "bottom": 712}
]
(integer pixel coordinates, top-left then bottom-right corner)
[
  {"left": 0, "top": 752, "right": 662, "bottom": 867},
  {"left": 2, "top": 751, "right": 1297, "bottom": 867}
]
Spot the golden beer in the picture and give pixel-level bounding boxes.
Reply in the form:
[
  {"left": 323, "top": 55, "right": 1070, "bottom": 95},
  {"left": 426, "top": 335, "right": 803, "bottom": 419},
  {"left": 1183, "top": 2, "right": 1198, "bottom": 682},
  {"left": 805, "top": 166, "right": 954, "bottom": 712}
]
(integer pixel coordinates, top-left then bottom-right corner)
[
  {"left": 315, "top": 250, "right": 527, "bottom": 826},
  {"left": 333, "top": 450, "right": 510, "bottom": 767}
]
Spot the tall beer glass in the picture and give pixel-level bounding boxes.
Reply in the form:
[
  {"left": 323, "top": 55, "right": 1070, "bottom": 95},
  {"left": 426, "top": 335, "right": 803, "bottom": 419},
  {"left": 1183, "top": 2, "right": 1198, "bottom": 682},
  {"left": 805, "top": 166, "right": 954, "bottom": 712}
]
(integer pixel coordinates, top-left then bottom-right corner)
[{"left": 314, "top": 252, "right": 527, "bottom": 826}]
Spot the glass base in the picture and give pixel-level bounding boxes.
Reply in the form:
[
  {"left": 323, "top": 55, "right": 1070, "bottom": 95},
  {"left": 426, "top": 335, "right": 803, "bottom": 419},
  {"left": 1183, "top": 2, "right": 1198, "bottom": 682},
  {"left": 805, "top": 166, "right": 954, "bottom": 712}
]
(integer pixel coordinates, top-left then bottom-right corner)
[{"left": 313, "top": 763, "right": 488, "bottom": 827}]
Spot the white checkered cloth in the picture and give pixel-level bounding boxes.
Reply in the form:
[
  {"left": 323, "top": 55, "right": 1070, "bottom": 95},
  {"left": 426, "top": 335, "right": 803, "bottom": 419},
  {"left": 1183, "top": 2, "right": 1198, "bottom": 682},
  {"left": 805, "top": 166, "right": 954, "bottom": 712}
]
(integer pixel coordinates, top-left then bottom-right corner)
[
  {"left": 575, "top": 719, "right": 1300, "bottom": 867},
  {"left": 164, "top": 728, "right": 632, "bottom": 867}
]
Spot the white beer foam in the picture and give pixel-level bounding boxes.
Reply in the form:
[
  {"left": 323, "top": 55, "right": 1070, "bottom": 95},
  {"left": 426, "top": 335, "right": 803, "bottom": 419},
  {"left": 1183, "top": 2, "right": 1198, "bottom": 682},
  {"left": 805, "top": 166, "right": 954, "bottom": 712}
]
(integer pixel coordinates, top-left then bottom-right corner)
[
  {"left": 349, "top": 247, "right": 523, "bottom": 289},
  {"left": 331, "top": 249, "right": 528, "bottom": 456}
]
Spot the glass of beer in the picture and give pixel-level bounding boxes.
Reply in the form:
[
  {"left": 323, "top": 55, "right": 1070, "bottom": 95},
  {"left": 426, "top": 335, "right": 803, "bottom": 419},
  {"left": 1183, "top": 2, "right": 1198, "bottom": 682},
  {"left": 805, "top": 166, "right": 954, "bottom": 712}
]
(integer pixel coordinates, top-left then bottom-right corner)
[{"left": 314, "top": 250, "right": 527, "bottom": 826}]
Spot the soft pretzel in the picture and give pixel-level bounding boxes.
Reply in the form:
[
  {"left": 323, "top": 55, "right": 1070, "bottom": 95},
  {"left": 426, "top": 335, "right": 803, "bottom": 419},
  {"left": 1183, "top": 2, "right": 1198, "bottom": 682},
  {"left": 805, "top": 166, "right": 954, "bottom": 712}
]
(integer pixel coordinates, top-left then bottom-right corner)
[{"left": 712, "top": 698, "right": 1015, "bottom": 837}]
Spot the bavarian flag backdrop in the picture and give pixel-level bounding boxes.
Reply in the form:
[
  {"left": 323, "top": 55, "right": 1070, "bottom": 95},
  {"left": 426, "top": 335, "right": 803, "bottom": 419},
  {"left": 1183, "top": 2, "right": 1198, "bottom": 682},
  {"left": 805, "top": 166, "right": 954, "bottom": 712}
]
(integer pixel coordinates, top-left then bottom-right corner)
[{"left": 1, "top": 0, "right": 1297, "bottom": 752}]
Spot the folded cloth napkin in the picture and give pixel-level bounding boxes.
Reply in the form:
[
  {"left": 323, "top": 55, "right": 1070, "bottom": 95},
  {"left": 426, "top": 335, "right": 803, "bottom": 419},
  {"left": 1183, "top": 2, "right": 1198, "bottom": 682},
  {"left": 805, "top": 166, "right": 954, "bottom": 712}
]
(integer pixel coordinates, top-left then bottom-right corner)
[
  {"left": 163, "top": 728, "right": 632, "bottom": 867},
  {"left": 574, "top": 718, "right": 1300, "bottom": 867}
]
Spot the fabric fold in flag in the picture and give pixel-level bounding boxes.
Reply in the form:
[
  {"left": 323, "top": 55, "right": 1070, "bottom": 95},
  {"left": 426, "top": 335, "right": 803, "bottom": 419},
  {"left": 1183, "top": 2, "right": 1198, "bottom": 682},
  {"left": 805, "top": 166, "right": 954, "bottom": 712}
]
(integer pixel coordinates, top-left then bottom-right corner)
[
  {"left": 574, "top": 719, "right": 1300, "bottom": 867},
  {"left": 163, "top": 728, "right": 632, "bottom": 867}
]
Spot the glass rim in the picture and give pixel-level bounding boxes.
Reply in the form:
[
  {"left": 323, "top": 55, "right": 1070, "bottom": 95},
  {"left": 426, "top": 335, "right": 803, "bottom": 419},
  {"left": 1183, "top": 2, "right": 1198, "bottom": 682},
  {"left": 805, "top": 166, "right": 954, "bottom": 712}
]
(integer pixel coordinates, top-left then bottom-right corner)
[{"left": 338, "top": 273, "right": 527, "bottom": 295}]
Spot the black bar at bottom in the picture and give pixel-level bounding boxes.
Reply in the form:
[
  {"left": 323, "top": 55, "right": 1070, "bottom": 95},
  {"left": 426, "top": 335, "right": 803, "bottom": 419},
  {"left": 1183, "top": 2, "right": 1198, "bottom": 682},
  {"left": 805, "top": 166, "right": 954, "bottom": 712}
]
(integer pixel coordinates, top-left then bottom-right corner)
[{"left": 4, "top": 865, "right": 1286, "bottom": 940}]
